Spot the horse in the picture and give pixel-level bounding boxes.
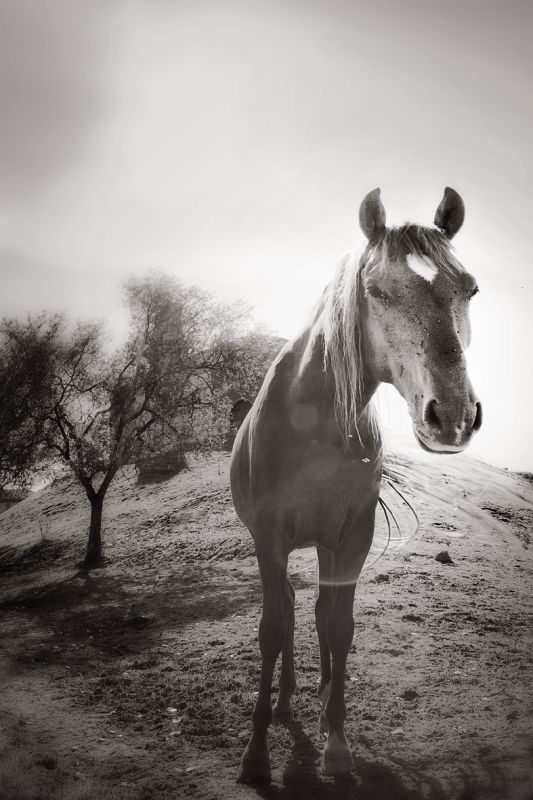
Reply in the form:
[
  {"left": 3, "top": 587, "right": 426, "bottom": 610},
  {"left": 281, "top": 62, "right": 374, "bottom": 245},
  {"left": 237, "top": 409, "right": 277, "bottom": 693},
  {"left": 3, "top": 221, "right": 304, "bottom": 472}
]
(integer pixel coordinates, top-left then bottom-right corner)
[{"left": 230, "top": 187, "right": 482, "bottom": 782}]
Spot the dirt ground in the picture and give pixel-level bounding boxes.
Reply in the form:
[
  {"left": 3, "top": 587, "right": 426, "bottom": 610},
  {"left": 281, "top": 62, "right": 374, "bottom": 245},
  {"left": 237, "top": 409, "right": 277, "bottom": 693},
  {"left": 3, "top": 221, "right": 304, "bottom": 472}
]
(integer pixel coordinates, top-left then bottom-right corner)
[{"left": 0, "top": 450, "right": 532, "bottom": 800}]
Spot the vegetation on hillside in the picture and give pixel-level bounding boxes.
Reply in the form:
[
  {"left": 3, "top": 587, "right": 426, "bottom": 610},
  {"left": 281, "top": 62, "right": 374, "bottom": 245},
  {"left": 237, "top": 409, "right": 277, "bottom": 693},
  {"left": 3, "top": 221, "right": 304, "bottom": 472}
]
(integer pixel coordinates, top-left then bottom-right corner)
[{"left": 0, "top": 273, "right": 280, "bottom": 568}]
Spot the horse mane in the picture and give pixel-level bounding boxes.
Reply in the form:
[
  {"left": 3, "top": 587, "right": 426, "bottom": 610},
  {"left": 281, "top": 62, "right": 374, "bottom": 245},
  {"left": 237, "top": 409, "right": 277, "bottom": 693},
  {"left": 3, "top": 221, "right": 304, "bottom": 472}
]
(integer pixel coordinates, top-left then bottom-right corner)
[
  {"left": 323, "top": 224, "right": 459, "bottom": 448},
  {"left": 322, "top": 248, "right": 374, "bottom": 448}
]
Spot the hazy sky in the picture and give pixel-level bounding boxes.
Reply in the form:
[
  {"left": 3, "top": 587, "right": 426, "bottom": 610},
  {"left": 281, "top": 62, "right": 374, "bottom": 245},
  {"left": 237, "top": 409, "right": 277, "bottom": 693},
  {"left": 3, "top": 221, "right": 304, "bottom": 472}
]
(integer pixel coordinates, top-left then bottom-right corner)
[{"left": 1, "top": 0, "right": 532, "bottom": 469}]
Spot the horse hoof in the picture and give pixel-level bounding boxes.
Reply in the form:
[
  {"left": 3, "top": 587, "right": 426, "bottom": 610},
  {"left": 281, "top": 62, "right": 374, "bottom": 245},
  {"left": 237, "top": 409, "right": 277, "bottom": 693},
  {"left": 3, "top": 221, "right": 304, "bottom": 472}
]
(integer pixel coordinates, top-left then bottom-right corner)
[
  {"left": 238, "top": 741, "right": 271, "bottom": 784},
  {"left": 238, "top": 755, "right": 271, "bottom": 784},
  {"left": 321, "top": 748, "right": 355, "bottom": 776},
  {"left": 273, "top": 704, "right": 294, "bottom": 725}
]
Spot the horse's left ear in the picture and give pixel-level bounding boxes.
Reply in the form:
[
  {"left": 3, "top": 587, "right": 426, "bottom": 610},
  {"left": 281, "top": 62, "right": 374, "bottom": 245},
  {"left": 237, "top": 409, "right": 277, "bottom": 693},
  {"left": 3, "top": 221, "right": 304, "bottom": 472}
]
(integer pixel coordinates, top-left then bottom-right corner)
[{"left": 434, "top": 187, "right": 465, "bottom": 239}]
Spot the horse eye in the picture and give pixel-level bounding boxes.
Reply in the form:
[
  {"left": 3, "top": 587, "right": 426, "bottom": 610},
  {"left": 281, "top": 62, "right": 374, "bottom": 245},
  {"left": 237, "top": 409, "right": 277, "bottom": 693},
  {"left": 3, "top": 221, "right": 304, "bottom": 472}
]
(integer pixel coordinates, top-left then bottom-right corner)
[{"left": 366, "top": 285, "right": 389, "bottom": 302}]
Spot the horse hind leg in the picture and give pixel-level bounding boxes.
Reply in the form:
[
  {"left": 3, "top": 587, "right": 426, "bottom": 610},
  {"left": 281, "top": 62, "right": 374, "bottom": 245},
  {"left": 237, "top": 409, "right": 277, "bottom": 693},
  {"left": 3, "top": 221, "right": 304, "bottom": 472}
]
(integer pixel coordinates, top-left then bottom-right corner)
[
  {"left": 239, "top": 546, "right": 288, "bottom": 784},
  {"left": 273, "top": 579, "right": 296, "bottom": 723}
]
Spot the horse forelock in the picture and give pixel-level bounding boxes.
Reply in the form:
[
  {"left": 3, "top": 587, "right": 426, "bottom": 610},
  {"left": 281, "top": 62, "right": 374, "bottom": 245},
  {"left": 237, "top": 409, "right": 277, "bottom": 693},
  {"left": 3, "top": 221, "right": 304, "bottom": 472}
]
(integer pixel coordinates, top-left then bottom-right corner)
[{"left": 380, "top": 224, "right": 463, "bottom": 277}]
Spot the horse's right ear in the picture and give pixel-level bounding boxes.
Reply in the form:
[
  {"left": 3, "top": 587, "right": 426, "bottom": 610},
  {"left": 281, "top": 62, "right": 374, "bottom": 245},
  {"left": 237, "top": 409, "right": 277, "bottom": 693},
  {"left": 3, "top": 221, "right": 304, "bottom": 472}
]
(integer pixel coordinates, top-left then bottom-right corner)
[
  {"left": 434, "top": 187, "right": 465, "bottom": 238},
  {"left": 359, "top": 188, "right": 386, "bottom": 241}
]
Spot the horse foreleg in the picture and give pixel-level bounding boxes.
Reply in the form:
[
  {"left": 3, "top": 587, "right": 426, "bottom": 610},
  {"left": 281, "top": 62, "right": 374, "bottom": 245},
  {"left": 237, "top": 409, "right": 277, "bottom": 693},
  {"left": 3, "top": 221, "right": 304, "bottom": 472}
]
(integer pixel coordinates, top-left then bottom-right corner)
[
  {"left": 240, "top": 561, "right": 287, "bottom": 783},
  {"left": 273, "top": 579, "right": 296, "bottom": 722},
  {"left": 322, "top": 582, "right": 357, "bottom": 775},
  {"left": 315, "top": 559, "right": 333, "bottom": 733},
  {"left": 318, "top": 508, "right": 375, "bottom": 774}
]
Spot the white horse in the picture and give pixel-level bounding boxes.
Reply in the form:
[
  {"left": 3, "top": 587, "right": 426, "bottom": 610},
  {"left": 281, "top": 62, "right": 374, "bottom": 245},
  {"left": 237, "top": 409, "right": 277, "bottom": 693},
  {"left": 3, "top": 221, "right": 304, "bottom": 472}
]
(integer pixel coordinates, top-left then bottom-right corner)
[{"left": 231, "top": 188, "right": 481, "bottom": 782}]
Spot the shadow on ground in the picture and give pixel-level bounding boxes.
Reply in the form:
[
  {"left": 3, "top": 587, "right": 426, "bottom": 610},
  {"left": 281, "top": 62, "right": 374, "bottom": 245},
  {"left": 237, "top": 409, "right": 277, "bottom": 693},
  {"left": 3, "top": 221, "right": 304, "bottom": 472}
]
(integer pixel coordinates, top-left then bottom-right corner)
[
  {"left": 0, "top": 562, "right": 260, "bottom": 667},
  {"left": 0, "top": 705, "right": 188, "bottom": 800},
  {"left": 0, "top": 538, "right": 73, "bottom": 577},
  {"left": 247, "top": 720, "right": 513, "bottom": 800}
]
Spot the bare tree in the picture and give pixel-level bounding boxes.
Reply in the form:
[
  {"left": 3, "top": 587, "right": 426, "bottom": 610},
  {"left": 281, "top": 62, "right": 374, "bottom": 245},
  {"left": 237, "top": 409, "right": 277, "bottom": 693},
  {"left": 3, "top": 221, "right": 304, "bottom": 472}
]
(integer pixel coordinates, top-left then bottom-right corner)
[{"left": 0, "top": 274, "right": 253, "bottom": 568}]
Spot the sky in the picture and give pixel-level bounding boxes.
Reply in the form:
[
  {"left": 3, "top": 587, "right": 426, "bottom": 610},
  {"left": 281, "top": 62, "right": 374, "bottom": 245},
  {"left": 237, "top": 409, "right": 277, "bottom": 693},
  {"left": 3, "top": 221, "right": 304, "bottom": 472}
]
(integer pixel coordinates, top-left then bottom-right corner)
[{"left": 1, "top": 0, "right": 532, "bottom": 470}]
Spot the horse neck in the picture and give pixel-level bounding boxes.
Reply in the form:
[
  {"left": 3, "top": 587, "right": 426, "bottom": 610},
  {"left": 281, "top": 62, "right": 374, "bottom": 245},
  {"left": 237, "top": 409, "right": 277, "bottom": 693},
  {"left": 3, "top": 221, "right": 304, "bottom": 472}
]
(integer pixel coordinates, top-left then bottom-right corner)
[{"left": 291, "top": 301, "right": 379, "bottom": 429}]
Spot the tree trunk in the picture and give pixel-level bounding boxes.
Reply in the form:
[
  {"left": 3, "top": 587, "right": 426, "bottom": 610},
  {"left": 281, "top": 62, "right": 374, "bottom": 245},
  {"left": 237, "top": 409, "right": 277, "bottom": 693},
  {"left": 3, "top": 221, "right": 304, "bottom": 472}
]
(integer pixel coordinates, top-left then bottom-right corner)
[{"left": 82, "top": 493, "right": 105, "bottom": 569}]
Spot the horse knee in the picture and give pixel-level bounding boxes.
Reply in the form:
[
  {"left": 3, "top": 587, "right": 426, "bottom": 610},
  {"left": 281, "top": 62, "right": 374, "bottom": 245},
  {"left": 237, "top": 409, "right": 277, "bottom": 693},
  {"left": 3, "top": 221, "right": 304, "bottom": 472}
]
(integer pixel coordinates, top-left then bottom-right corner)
[
  {"left": 326, "top": 611, "right": 354, "bottom": 655},
  {"left": 315, "top": 590, "right": 330, "bottom": 628},
  {"left": 258, "top": 611, "right": 286, "bottom": 659},
  {"left": 283, "top": 585, "right": 295, "bottom": 624}
]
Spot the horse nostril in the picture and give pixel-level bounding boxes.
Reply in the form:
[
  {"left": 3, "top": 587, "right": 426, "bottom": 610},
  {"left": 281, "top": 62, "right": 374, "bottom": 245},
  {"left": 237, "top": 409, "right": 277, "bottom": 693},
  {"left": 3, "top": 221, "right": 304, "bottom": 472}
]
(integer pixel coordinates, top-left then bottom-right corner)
[
  {"left": 473, "top": 402, "right": 482, "bottom": 431},
  {"left": 423, "top": 399, "right": 441, "bottom": 430}
]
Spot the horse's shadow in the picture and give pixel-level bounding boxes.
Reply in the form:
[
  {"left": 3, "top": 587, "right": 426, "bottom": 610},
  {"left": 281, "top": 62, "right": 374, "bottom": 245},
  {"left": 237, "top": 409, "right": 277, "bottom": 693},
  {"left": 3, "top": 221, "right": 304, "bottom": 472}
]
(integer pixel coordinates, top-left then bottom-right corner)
[{"left": 251, "top": 720, "right": 466, "bottom": 800}]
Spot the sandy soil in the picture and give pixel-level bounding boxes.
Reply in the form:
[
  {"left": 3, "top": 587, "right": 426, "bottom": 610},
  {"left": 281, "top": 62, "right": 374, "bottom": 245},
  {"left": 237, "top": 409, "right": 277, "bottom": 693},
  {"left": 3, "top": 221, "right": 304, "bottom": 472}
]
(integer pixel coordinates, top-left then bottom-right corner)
[{"left": 0, "top": 449, "right": 532, "bottom": 800}]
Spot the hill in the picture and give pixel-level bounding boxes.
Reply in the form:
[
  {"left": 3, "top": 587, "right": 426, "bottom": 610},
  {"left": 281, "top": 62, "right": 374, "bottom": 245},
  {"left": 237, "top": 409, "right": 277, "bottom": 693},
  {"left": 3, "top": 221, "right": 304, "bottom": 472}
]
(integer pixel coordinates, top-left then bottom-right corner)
[{"left": 0, "top": 450, "right": 532, "bottom": 800}]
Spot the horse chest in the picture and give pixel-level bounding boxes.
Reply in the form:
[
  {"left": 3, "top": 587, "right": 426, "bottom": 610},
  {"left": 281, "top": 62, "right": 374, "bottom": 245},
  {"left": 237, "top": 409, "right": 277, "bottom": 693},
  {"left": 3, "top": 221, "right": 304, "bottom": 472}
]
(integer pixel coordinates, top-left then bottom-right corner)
[{"left": 270, "top": 443, "right": 381, "bottom": 550}]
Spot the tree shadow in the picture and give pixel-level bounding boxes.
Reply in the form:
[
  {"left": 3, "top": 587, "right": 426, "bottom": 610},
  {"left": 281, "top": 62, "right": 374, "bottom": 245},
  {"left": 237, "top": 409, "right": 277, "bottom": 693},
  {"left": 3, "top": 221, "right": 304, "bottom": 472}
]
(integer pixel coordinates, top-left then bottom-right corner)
[
  {"left": 0, "top": 538, "right": 72, "bottom": 577},
  {"left": 0, "top": 561, "right": 260, "bottom": 668}
]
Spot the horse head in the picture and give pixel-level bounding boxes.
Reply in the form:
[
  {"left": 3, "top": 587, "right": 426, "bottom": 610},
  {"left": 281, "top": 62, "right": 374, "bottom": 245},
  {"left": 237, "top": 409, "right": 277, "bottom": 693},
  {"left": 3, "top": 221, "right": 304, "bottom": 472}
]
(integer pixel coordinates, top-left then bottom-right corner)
[{"left": 358, "top": 187, "right": 482, "bottom": 453}]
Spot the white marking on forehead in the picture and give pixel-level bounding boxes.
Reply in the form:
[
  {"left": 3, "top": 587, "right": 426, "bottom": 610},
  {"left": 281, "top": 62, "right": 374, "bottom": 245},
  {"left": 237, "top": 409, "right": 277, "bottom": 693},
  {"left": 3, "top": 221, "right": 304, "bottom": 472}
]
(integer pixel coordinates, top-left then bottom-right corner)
[{"left": 406, "top": 253, "right": 438, "bottom": 282}]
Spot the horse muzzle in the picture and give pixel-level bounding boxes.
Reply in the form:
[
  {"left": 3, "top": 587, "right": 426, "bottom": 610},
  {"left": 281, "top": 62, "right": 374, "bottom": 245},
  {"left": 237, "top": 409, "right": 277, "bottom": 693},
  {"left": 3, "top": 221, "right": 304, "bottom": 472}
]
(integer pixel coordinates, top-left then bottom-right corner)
[{"left": 413, "top": 397, "right": 482, "bottom": 454}]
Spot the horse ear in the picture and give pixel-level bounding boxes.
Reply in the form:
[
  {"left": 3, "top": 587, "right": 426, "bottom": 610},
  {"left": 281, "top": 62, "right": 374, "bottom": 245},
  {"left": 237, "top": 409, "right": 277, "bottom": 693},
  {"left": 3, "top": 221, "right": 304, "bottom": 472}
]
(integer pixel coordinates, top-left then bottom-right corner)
[
  {"left": 434, "top": 187, "right": 465, "bottom": 239},
  {"left": 359, "top": 188, "right": 386, "bottom": 241}
]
